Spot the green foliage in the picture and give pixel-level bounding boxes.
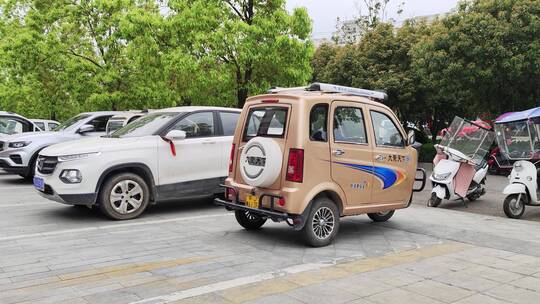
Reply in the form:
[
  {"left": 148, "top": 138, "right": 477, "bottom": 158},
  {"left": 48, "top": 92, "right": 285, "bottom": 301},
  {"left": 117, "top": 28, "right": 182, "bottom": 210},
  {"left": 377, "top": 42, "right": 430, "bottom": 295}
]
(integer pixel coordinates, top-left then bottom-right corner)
[
  {"left": 418, "top": 143, "right": 436, "bottom": 163},
  {"left": 0, "top": 0, "right": 313, "bottom": 119},
  {"left": 312, "top": 0, "right": 540, "bottom": 137}
]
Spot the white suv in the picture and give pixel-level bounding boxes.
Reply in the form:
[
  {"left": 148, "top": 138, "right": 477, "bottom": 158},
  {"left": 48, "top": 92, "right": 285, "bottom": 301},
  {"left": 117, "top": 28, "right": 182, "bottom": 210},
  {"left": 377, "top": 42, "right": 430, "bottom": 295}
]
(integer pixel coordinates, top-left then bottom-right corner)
[
  {"left": 34, "top": 106, "right": 241, "bottom": 220},
  {"left": 0, "top": 111, "right": 122, "bottom": 179},
  {"left": 0, "top": 111, "right": 39, "bottom": 137}
]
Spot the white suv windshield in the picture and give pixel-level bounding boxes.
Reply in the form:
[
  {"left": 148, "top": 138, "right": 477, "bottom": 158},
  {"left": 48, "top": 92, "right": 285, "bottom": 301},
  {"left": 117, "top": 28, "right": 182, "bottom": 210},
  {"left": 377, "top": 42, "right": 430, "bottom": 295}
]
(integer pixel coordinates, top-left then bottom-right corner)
[
  {"left": 54, "top": 114, "right": 91, "bottom": 131},
  {"left": 111, "top": 112, "right": 178, "bottom": 138}
]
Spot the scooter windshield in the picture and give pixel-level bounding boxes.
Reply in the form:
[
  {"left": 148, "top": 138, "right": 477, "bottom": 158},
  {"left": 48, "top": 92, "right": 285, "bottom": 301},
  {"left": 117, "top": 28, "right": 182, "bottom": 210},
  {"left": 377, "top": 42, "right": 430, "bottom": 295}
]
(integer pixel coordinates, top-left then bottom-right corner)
[
  {"left": 439, "top": 116, "right": 495, "bottom": 165},
  {"left": 495, "top": 120, "right": 538, "bottom": 160}
]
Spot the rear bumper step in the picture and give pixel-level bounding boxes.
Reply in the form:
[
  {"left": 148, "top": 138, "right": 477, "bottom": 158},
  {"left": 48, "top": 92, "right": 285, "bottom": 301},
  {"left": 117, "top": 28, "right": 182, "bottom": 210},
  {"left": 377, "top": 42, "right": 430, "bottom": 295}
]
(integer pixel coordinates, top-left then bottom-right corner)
[{"left": 214, "top": 197, "right": 290, "bottom": 221}]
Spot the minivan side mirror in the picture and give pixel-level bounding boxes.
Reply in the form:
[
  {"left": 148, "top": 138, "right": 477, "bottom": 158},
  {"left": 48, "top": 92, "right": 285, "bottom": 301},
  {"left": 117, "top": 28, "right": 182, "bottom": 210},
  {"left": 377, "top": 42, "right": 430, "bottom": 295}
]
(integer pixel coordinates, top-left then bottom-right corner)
[
  {"left": 78, "top": 124, "right": 95, "bottom": 134},
  {"left": 407, "top": 130, "right": 416, "bottom": 146},
  {"left": 165, "top": 130, "right": 186, "bottom": 141}
]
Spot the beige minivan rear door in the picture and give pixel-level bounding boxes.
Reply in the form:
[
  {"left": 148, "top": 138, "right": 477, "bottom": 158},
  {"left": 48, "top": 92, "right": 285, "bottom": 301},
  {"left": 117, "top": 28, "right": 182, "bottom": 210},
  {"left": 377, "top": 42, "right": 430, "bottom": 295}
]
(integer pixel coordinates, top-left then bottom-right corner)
[{"left": 329, "top": 101, "right": 374, "bottom": 206}]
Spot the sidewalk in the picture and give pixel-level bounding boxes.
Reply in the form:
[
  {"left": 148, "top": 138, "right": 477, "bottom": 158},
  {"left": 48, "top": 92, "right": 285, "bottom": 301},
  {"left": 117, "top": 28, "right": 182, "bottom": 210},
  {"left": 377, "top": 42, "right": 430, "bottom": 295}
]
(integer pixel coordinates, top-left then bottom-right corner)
[{"left": 135, "top": 207, "right": 540, "bottom": 304}]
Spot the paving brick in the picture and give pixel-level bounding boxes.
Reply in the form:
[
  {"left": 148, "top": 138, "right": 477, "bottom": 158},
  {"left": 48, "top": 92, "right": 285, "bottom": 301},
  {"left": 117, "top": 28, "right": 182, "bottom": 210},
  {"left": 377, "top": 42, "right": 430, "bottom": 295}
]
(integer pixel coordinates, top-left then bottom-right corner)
[
  {"left": 367, "top": 287, "right": 444, "bottom": 304},
  {"left": 403, "top": 279, "right": 475, "bottom": 303}
]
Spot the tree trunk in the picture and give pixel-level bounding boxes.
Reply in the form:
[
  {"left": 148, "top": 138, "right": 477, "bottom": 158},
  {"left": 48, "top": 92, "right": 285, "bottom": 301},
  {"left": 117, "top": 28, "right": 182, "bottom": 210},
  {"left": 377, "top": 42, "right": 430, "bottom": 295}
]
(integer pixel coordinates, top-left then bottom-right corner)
[{"left": 236, "top": 66, "right": 252, "bottom": 108}]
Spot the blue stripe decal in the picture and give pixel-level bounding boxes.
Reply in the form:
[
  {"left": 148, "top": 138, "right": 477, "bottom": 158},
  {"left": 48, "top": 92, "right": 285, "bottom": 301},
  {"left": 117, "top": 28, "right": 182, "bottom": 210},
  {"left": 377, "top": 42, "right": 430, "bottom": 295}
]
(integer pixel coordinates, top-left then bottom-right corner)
[{"left": 334, "top": 161, "right": 398, "bottom": 189}]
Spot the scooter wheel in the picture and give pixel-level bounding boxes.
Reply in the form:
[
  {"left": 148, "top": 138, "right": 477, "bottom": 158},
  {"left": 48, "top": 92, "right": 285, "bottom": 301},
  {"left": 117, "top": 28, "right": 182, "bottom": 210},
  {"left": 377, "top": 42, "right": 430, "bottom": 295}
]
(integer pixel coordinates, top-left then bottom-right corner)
[
  {"left": 503, "top": 194, "right": 525, "bottom": 219},
  {"left": 428, "top": 193, "right": 442, "bottom": 208}
]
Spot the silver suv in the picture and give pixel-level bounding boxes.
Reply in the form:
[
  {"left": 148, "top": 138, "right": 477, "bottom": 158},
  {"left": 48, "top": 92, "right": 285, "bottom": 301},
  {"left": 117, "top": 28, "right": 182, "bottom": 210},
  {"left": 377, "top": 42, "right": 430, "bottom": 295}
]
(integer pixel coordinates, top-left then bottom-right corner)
[{"left": 0, "top": 111, "right": 125, "bottom": 179}]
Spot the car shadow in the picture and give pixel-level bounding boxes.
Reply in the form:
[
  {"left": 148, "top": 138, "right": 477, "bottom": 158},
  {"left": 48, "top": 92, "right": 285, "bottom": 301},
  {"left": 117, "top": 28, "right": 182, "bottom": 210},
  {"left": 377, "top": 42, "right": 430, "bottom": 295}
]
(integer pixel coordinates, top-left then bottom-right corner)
[
  {"left": 0, "top": 175, "right": 30, "bottom": 184},
  {"left": 39, "top": 196, "right": 222, "bottom": 223},
  {"left": 224, "top": 215, "right": 380, "bottom": 248}
]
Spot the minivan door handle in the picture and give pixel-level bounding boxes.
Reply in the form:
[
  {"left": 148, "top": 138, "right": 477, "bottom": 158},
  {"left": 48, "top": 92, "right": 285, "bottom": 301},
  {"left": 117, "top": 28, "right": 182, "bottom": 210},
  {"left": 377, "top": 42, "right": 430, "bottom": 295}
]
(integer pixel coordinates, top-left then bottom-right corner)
[
  {"left": 332, "top": 149, "right": 345, "bottom": 156},
  {"left": 202, "top": 139, "right": 216, "bottom": 145}
]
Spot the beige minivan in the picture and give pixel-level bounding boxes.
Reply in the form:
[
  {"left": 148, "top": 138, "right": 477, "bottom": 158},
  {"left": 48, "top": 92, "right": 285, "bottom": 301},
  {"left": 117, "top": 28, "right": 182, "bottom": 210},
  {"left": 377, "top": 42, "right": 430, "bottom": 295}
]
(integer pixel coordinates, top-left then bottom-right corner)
[{"left": 215, "top": 83, "right": 425, "bottom": 247}]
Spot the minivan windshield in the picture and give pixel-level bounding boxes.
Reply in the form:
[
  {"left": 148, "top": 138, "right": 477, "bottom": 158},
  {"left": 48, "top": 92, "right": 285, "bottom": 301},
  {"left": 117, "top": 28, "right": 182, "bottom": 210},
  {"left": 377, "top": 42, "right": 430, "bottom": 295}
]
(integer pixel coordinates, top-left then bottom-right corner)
[
  {"left": 53, "top": 114, "right": 90, "bottom": 131},
  {"left": 110, "top": 112, "right": 178, "bottom": 138}
]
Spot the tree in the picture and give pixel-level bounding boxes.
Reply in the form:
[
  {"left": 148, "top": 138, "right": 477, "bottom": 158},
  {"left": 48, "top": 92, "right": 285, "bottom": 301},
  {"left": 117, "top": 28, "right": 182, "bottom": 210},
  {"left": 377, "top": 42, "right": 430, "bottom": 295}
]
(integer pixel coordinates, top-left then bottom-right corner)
[
  {"left": 412, "top": 0, "right": 540, "bottom": 122},
  {"left": 167, "top": 0, "right": 314, "bottom": 108}
]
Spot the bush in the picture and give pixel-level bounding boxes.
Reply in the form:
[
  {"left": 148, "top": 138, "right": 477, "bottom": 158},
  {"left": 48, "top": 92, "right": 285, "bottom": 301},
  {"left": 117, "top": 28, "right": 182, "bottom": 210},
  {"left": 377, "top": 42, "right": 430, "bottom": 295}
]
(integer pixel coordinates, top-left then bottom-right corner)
[{"left": 418, "top": 143, "right": 436, "bottom": 163}]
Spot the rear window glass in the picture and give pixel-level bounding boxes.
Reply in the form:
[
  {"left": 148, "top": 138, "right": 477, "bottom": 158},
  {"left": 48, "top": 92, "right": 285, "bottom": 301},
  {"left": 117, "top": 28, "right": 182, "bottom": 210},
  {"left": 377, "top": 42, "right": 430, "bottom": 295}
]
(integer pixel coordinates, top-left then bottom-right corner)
[{"left": 243, "top": 107, "right": 288, "bottom": 141}]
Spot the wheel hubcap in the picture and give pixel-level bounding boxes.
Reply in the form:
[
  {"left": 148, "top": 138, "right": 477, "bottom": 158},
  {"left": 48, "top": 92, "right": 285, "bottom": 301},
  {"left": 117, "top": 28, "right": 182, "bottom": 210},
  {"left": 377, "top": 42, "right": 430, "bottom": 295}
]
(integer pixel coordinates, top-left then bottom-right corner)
[
  {"left": 110, "top": 180, "right": 143, "bottom": 215},
  {"left": 312, "top": 207, "right": 334, "bottom": 240}
]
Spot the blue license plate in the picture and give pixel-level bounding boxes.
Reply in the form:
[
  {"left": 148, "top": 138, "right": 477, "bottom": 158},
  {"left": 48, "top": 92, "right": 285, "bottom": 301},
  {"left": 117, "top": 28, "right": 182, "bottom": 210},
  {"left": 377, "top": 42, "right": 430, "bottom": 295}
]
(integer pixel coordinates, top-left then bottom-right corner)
[{"left": 33, "top": 177, "right": 45, "bottom": 191}]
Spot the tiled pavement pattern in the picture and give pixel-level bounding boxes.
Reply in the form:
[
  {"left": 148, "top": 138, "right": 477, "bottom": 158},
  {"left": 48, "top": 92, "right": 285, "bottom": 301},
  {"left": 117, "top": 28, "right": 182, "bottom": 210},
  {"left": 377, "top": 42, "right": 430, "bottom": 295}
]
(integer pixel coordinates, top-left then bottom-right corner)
[{"left": 0, "top": 172, "right": 539, "bottom": 303}]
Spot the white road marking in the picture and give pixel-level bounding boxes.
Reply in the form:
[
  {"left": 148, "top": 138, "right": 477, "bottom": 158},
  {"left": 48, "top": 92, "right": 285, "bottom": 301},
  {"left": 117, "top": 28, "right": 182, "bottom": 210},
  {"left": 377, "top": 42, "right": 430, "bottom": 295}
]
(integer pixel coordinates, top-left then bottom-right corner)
[
  {"left": 0, "top": 213, "right": 232, "bottom": 242},
  {"left": 129, "top": 261, "right": 334, "bottom": 304},
  {"left": 0, "top": 202, "right": 51, "bottom": 208}
]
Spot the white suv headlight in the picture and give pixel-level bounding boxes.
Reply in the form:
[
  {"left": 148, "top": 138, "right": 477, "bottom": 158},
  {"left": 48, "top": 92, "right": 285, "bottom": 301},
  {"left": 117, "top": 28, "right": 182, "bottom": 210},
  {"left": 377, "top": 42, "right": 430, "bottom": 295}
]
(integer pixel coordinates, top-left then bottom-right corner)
[
  {"left": 433, "top": 172, "right": 451, "bottom": 181},
  {"left": 8, "top": 141, "right": 31, "bottom": 148},
  {"left": 58, "top": 152, "right": 100, "bottom": 162}
]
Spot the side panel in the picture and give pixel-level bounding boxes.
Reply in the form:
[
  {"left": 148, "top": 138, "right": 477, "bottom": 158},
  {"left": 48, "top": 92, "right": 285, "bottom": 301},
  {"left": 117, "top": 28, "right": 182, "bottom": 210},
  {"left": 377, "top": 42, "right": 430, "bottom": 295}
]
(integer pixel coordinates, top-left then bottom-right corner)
[
  {"left": 329, "top": 101, "right": 374, "bottom": 206},
  {"left": 368, "top": 106, "right": 416, "bottom": 204}
]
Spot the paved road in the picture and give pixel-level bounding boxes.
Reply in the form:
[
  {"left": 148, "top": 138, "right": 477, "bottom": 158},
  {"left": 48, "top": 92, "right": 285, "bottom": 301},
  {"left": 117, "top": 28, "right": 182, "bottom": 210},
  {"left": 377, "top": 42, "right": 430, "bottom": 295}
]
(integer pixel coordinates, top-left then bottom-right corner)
[
  {"left": 414, "top": 167, "right": 540, "bottom": 222},
  {"left": 0, "top": 171, "right": 539, "bottom": 304}
]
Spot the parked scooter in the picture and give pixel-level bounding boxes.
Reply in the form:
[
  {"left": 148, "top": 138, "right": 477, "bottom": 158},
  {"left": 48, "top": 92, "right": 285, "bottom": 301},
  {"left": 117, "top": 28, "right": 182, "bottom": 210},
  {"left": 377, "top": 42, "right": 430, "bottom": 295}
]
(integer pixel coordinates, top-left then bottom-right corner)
[
  {"left": 495, "top": 107, "right": 540, "bottom": 219},
  {"left": 487, "top": 146, "right": 514, "bottom": 175},
  {"left": 428, "top": 117, "right": 495, "bottom": 207}
]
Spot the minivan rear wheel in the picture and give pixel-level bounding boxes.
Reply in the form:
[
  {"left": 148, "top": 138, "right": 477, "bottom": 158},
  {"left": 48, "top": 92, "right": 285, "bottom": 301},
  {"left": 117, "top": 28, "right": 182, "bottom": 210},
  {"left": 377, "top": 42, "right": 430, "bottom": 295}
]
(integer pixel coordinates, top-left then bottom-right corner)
[
  {"left": 302, "top": 197, "right": 339, "bottom": 247},
  {"left": 99, "top": 173, "right": 150, "bottom": 220},
  {"left": 235, "top": 210, "right": 267, "bottom": 230}
]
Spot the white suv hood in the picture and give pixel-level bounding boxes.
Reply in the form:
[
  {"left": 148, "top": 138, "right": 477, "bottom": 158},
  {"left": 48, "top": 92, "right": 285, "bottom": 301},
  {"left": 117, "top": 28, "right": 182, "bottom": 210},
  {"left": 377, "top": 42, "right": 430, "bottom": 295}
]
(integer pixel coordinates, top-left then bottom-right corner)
[{"left": 40, "top": 136, "right": 143, "bottom": 156}]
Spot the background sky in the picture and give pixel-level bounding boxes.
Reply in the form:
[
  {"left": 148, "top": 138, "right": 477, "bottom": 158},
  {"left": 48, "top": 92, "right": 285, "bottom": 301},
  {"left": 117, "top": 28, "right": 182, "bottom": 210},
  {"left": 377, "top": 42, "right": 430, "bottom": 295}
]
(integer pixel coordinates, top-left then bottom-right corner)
[{"left": 286, "top": 0, "right": 460, "bottom": 39}]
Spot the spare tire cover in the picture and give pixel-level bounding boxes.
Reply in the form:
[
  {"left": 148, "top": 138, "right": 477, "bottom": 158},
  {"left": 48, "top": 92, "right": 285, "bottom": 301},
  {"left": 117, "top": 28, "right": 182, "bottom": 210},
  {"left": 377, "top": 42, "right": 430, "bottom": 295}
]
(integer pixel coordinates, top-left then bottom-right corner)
[{"left": 240, "top": 137, "right": 282, "bottom": 188}]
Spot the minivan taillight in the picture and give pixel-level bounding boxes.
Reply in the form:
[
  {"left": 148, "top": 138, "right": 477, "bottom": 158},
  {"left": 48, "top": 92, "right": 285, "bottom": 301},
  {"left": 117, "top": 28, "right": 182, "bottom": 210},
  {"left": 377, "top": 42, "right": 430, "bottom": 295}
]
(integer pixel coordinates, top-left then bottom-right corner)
[
  {"left": 229, "top": 143, "right": 236, "bottom": 173},
  {"left": 286, "top": 148, "right": 304, "bottom": 183}
]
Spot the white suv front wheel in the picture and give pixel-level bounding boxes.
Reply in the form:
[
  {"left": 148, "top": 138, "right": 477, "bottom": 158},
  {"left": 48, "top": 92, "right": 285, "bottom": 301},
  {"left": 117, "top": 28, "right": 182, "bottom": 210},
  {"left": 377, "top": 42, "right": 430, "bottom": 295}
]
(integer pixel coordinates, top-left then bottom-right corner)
[{"left": 99, "top": 173, "right": 150, "bottom": 220}]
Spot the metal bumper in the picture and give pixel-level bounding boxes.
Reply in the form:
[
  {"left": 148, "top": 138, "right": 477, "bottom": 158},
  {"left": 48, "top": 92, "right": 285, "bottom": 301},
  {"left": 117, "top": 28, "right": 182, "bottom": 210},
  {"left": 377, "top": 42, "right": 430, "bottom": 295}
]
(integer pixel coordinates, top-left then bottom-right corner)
[
  {"left": 214, "top": 197, "right": 290, "bottom": 221},
  {"left": 214, "top": 185, "right": 307, "bottom": 230}
]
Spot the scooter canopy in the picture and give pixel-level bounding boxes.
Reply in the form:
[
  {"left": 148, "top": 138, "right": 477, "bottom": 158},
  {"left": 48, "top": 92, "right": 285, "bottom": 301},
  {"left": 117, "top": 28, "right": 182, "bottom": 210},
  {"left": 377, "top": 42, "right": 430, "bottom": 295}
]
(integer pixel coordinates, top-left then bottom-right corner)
[{"left": 495, "top": 107, "right": 540, "bottom": 124}]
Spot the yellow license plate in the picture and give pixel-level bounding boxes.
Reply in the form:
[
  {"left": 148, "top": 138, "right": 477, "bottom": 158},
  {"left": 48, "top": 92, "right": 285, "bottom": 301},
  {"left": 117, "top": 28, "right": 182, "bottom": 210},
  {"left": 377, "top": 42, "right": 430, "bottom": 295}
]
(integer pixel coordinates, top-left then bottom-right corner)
[{"left": 245, "top": 194, "right": 259, "bottom": 209}]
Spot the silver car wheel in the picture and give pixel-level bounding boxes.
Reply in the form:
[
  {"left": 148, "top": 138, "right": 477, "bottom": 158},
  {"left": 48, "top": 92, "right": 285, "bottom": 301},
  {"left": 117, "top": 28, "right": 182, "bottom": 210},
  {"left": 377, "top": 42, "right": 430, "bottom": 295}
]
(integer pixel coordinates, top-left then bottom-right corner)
[
  {"left": 312, "top": 206, "right": 335, "bottom": 240},
  {"left": 109, "top": 180, "right": 144, "bottom": 215}
]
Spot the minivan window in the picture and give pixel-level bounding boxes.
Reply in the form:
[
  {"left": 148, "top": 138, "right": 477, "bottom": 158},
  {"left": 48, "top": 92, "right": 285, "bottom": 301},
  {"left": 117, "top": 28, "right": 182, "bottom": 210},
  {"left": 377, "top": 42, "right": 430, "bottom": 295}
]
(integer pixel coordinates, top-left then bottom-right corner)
[
  {"left": 333, "top": 107, "right": 367, "bottom": 144},
  {"left": 371, "top": 111, "right": 404, "bottom": 147},
  {"left": 310, "top": 104, "right": 328, "bottom": 142},
  {"left": 219, "top": 112, "right": 240, "bottom": 136},
  {"left": 243, "top": 107, "right": 287, "bottom": 141}
]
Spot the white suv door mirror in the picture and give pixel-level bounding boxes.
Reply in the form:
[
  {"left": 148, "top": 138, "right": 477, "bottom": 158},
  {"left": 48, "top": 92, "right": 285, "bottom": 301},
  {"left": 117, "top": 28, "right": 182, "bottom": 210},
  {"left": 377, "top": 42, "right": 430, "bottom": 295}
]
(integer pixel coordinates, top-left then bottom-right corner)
[
  {"left": 78, "top": 124, "right": 95, "bottom": 134},
  {"left": 165, "top": 130, "right": 186, "bottom": 141}
]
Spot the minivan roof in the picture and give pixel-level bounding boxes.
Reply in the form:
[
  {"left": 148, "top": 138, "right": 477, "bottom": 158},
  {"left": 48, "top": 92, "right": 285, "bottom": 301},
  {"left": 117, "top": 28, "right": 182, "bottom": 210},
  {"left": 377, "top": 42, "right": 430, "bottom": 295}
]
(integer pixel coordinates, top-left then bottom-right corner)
[{"left": 246, "top": 92, "right": 394, "bottom": 112}]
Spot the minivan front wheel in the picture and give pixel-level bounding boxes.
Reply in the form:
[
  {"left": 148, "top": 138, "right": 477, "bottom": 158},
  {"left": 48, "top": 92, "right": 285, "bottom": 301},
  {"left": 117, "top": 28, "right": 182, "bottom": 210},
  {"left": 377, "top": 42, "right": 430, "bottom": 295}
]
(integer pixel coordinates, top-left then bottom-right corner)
[
  {"left": 99, "top": 173, "right": 150, "bottom": 220},
  {"left": 302, "top": 197, "right": 340, "bottom": 247}
]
